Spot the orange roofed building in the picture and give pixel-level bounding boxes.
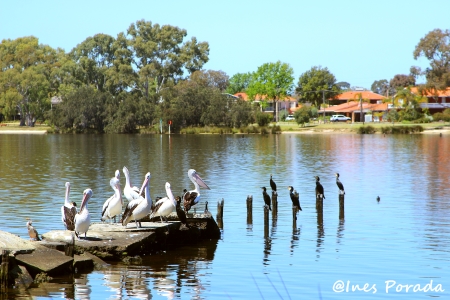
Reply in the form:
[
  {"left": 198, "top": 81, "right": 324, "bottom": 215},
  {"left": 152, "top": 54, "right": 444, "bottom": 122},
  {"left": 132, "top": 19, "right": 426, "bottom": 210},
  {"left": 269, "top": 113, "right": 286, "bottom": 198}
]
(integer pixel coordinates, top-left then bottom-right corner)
[
  {"left": 234, "top": 92, "right": 299, "bottom": 115},
  {"left": 410, "top": 87, "right": 450, "bottom": 113}
]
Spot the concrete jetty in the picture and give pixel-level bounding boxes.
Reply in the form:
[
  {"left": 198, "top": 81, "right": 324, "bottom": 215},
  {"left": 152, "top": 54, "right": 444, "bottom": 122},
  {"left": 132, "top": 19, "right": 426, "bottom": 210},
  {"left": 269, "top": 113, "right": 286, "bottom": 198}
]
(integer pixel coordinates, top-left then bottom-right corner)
[{"left": 1, "top": 213, "right": 220, "bottom": 289}]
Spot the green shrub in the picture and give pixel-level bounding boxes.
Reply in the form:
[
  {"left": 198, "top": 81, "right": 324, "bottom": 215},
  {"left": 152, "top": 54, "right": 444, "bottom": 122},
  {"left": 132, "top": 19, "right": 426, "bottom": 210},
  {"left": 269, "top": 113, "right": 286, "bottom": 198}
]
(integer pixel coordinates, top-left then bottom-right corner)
[
  {"left": 357, "top": 125, "right": 376, "bottom": 134},
  {"left": 380, "top": 125, "right": 423, "bottom": 134},
  {"left": 271, "top": 125, "right": 281, "bottom": 134}
]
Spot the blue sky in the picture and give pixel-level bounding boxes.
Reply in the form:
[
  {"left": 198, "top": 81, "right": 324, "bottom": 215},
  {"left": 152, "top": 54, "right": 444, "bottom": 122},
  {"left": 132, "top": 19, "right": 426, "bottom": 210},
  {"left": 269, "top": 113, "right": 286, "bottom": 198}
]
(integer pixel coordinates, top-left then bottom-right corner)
[{"left": 1, "top": 0, "right": 449, "bottom": 90}]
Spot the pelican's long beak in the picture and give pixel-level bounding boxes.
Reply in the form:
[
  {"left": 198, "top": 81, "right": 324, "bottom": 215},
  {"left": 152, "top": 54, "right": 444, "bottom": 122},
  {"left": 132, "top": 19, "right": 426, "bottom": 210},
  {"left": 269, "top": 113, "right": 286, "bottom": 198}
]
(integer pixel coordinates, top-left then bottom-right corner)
[
  {"left": 79, "top": 190, "right": 92, "bottom": 213},
  {"left": 139, "top": 177, "right": 149, "bottom": 196},
  {"left": 193, "top": 173, "right": 210, "bottom": 190}
]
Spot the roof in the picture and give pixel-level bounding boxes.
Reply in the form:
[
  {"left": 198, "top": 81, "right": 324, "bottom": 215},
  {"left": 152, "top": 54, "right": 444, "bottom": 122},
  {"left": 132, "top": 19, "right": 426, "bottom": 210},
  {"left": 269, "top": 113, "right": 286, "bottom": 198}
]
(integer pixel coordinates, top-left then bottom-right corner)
[
  {"left": 410, "top": 87, "right": 450, "bottom": 97},
  {"left": 321, "top": 101, "right": 388, "bottom": 113},
  {"left": 234, "top": 92, "right": 297, "bottom": 102},
  {"left": 335, "top": 90, "right": 385, "bottom": 101}
]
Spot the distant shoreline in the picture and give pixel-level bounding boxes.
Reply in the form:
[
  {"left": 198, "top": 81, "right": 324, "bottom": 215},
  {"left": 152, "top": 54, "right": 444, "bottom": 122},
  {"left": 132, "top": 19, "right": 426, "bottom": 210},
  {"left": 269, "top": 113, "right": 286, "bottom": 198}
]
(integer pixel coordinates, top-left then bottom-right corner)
[{"left": 0, "top": 130, "right": 47, "bottom": 134}]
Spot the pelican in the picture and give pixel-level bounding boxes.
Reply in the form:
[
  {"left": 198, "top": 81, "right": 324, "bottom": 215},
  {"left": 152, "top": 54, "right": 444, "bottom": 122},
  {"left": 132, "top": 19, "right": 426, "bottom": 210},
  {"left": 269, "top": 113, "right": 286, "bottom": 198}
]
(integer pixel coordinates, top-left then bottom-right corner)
[
  {"left": 261, "top": 186, "right": 272, "bottom": 211},
  {"left": 288, "top": 186, "right": 302, "bottom": 211},
  {"left": 183, "top": 169, "right": 210, "bottom": 213},
  {"left": 123, "top": 166, "right": 142, "bottom": 203},
  {"left": 61, "top": 182, "right": 77, "bottom": 231},
  {"left": 121, "top": 172, "right": 152, "bottom": 228},
  {"left": 101, "top": 175, "right": 123, "bottom": 223},
  {"left": 150, "top": 182, "right": 176, "bottom": 223},
  {"left": 74, "top": 188, "right": 93, "bottom": 239},
  {"left": 270, "top": 174, "right": 277, "bottom": 192},
  {"left": 314, "top": 176, "right": 325, "bottom": 200},
  {"left": 26, "top": 219, "right": 40, "bottom": 241},
  {"left": 335, "top": 173, "right": 345, "bottom": 195}
]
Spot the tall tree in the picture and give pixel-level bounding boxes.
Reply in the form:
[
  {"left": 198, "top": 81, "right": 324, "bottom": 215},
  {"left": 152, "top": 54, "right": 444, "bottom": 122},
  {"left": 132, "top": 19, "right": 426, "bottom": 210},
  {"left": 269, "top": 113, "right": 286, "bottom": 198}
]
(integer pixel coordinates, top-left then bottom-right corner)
[
  {"left": 296, "top": 66, "right": 339, "bottom": 110},
  {"left": 389, "top": 74, "right": 415, "bottom": 91},
  {"left": 226, "top": 72, "right": 252, "bottom": 94},
  {"left": 126, "top": 20, "right": 209, "bottom": 100},
  {"left": 0, "top": 36, "right": 59, "bottom": 126},
  {"left": 246, "top": 61, "right": 294, "bottom": 122},
  {"left": 69, "top": 33, "right": 117, "bottom": 92},
  {"left": 336, "top": 81, "right": 351, "bottom": 91},
  {"left": 371, "top": 79, "right": 394, "bottom": 96},
  {"left": 412, "top": 28, "right": 450, "bottom": 90}
]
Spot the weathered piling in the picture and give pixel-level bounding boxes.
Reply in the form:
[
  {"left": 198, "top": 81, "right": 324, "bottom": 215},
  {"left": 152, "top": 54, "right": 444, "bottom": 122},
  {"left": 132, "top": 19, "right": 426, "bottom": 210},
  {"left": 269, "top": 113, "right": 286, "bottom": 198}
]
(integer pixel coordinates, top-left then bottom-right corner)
[
  {"left": 216, "top": 199, "right": 224, "bottom": 221},
  {"left": 264, "top": 206, "right": 270, "bottom": 226},
  {"left": 246, "top": 195, "right": 253, "bottom": 225},
  {"left": 1, "top": 250, "right": 9, "bottom": 292},
  {"left": 64, "top": 234, "right": 75, "bottom": 258},
  {"left": 316, "top": 195, "right": 323, "bottom": 212},
  {"left": 216, "top": 199, "right": 224, "bottom": 229},
  {"left": 339, "top": 195, "right": 345, "bottom": 219},
  {"left": 271, "top": 191, "right": 278, "bottom": 219}
]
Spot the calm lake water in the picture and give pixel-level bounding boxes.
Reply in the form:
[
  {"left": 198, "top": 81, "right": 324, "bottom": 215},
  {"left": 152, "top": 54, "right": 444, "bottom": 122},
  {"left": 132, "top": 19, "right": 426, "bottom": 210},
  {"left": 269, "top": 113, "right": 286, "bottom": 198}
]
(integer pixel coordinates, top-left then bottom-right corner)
[{"left": 1, "top": 132, "right": 449, "bottom": 299}]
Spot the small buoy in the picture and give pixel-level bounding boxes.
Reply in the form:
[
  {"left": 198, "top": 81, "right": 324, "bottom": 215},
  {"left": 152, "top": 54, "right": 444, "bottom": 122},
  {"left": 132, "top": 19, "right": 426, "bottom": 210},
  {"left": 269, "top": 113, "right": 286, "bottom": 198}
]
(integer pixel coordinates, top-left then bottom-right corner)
[{"left": 376, "top": 196, "right": 380, "bottom": 202}]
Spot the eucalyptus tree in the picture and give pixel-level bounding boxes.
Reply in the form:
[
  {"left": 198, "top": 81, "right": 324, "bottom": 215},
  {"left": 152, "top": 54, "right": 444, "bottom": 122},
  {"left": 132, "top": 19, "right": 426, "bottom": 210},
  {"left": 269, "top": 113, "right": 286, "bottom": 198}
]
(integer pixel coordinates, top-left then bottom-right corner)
[
  {"left": 246, "top": 61, "right": 294, "bottom": 122},
  {"left": 126, "top": 19, "right": 209, "bottom": 101},
  {"left": 226, "top": 72, "right": 252, "bottom": 94},
  {"left": 0, "top": 36, "right": 59, "bottom": 126},
  {"left": 412, "top": 28, "right": 450, "bottom": 90},
  {"left": 69, "top": 33, "right": 117, "bottom": 93},
  {"left": 296, "top": 66, "right": 340, "bottom": 111}
]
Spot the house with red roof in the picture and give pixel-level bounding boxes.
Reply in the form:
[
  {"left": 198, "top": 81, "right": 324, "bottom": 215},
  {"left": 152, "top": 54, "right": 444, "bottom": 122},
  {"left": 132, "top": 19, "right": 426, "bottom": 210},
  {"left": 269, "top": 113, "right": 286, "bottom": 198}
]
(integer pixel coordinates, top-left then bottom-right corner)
[
  {"left": 234, "top": 92, "right": 299, "bottom": 117},
  {"left": 410, "top": 87, "right": 450, "bottom": 114}
]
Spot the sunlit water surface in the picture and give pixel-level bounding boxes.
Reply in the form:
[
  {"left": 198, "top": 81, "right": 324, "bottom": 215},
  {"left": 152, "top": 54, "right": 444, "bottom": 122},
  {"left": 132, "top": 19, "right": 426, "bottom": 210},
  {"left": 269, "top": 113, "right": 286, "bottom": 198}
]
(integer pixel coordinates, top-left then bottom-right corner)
[{"left": 0, "top": 133, "right": 449, "bottom": 299}]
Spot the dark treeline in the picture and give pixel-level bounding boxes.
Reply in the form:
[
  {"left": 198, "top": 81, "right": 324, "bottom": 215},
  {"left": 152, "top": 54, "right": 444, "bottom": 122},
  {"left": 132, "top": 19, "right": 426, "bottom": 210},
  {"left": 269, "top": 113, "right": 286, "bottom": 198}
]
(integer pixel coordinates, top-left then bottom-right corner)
[{"left": 0, "top": 20, "right": 256, "bottom": 133}]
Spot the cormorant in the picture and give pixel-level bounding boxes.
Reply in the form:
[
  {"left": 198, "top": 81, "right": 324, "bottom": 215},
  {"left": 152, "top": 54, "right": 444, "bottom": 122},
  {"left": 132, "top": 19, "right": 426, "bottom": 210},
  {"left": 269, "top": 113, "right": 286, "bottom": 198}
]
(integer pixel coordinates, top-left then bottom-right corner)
[
  {"left": 26, "top": 219, "right": 40, "bottom": 241},
  {"left": 204, "top": 200, "right": 209, "bottom": 214},
  {"left": 377, "top": 196, "right": 380, "bottom": 202},
  {"left": 314, "top": 176, "right": 325, "bottom": 199},
  {"left": 261, "top": 186, "right": 272, "bottom": 211},
  {"left": 288, "top": 186, "right": 302, "bottom": 211},
  {"left": 335, "top": 173, "right": 345, "bottom": 195},
  {"left": 175, "top": 196, "right": 188, "bottom": 226},
  {"left": 270, "top": 174, "right": 277, "bottom": 192}
]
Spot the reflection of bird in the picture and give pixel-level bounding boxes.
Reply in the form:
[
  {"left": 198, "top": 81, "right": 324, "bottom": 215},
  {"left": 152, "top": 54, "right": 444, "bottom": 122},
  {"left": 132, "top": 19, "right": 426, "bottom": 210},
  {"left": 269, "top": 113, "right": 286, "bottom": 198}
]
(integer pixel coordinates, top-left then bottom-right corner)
[
  {"left": 261, "top": 187, "right": 272, "bottom": 211},
  {"left": 335, "top": 173, "right": 345, "bottom": 195},
  {"left": 270, "top": 174, "right": 277, "bottom": 192},
  {"left": 122, "top": 172, "right": 152, "bottom": 228},
  {"left": 377, "top": 196, "right": 380, "bottom": 202},
  {"left": 122, "top": 166, "right": 141, "bottom": 202},
  {"left": 74, "top": 188, "right": 93, "bottom": 239},
  {"left": 175, "top": 196, "right": 188, "bottom": 226},
  {"left": 61, "top": 182, "right": 77, "bottom": 231},
  {"left": 314, "top": 176, "right": 325, "bottom": 199},
  {"left": 101, "top": 175, "right": 122, "bottom": 223},
  {"left": 183, "top": 169, "right": 210, "bottom": 213},
  {"left": 27, "top": 219, "right": 40, "bottom": 241},
  {"left": 150, "top": 182, "right": 176, "bottom": 223},
  {"left": 288, "top": 186, "right": 302, "bottom": 211}
]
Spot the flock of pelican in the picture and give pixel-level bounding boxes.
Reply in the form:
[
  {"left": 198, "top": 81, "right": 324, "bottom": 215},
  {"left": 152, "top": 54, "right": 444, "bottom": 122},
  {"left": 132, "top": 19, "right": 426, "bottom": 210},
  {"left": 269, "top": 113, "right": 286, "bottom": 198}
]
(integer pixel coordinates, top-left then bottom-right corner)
[
  {"left": 260, "top": 173, "right": 346, "bottom": 212},
  {"left": 57, "top": 167, "right": 210, "bottom": 240}
]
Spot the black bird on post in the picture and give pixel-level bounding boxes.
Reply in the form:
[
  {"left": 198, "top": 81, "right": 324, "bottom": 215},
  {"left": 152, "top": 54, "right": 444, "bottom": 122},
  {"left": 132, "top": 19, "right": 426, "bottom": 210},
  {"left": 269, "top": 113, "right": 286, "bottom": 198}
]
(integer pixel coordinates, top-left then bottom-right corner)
[
  {"left": 270, "top": 174, "right": 277, "bottom": 193},
  {"left": 175, "top": 196, "right": 188, "bottom": 226},
  {"left": 261, "top": 187, "right": 272, "bottom": 211},
  {"left": 288, "top": 186, "right": 302, "bottom": 211},
  {"left": 314, "top": 176, "right": 325, "bottom": 199},
  {"left": 335, "top": 173, "right": 345, "bottom": 195}
]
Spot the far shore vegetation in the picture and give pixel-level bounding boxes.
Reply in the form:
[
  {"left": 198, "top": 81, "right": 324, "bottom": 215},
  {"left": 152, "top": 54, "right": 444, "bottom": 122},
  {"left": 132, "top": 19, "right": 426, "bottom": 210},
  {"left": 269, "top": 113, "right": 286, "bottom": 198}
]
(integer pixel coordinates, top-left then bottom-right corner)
[{"left": 2, "top": 25, "right": 450, "bottom": 134}]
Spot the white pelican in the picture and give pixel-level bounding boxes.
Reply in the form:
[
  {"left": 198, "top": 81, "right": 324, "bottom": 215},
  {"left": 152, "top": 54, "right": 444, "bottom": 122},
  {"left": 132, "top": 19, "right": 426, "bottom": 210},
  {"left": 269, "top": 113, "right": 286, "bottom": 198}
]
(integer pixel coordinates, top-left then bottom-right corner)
[
  {"left": 26, "top": 219, "right": 40, "bottom": 241},
  {"left": 150, "top": 182, "right": 176, "bottom": 223},
  {"left": 74, "top": 188, "right": 93, "bottom": 239},
  {"left": 101, "top": 175, "right": 122, "bottom": 223},
  {"left": 183, "top": 169, "right": 210, "bottom": 213},
  {"left": 123, "top": 166, "right": 142, "bottom": 202},
  {"left": 61, "top": 182, "right": 77, "bottom": 231},
  {"left": 121, "top": 172, "right": 152, "bottom": 228}
]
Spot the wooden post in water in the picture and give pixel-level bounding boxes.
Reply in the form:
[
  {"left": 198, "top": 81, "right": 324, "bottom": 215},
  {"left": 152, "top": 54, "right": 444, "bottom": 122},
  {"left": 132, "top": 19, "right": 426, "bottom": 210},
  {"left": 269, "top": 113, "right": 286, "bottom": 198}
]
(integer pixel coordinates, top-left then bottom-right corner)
[
  {"left": 246, "top": 195, "right": 253, "bottom": 225},
  {"left": 271, "top": 191, "right": 278, "bottom": 218},
  {"left": 264, "top": 206, "right": 270, "bottom": 226},
  {"left": 216, "top": 199, "right": 224, "bottom": 229},
  {"left": 316, "top": 194, "right": 323, "bottom": 213},
  {"left": 339, "top": 195, "right": 345, "bottom": 219},
  {"left": 64, "top": 233, "right": 75, "bottom": 257},
  {"left": 1, "top": 250, "right": 10, "bottom": 292}
]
